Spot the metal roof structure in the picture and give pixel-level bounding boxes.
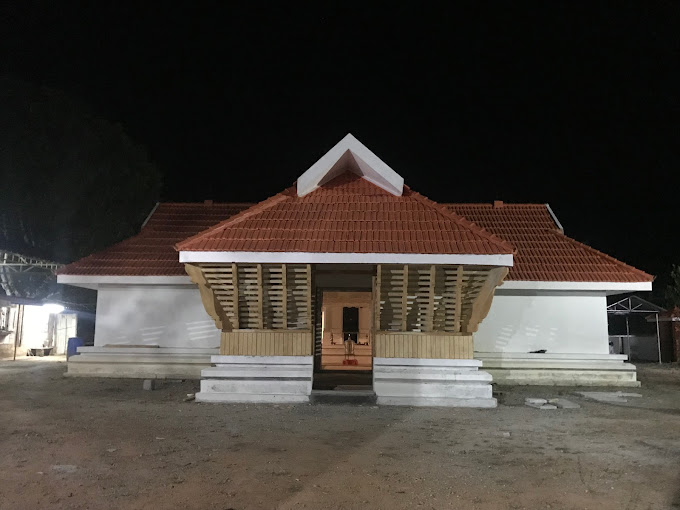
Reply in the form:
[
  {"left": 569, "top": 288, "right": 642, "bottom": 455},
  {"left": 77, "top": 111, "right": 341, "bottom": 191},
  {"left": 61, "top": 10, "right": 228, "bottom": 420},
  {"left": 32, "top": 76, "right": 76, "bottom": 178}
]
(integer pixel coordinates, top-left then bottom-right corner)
[
  {"left": 607, "top": 295, "right": 665, "bottom": 364},
  {"left": 607, "top": 296, "right": 665, "bottom": 315},
  {"left": 0, "top": 249, "right": 63, "bottom": 299}
]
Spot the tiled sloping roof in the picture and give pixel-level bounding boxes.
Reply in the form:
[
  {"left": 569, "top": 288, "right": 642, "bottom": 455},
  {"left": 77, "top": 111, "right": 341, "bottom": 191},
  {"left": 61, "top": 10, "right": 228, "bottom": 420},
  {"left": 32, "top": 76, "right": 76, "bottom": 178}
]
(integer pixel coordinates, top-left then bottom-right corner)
[
  {"left": 58, "top": 203, "right": 252, "bottom": 276},
  {"left": 176, "top": 172, "right": 514, "bottom": 255},
  {"left": 447, "top": 203, "right": 654, "bottom": 282},
  {"left": 58, "top": 189, "right": 653, "bottom": 283}
]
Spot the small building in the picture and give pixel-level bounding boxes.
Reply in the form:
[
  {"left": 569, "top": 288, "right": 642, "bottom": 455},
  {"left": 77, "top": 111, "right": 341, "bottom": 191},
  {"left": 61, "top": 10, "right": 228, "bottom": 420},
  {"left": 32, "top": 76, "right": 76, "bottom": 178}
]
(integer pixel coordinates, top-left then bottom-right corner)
[
  {"left": 0, "top": 249, "right": 91, "bottom": 358},
  {"left": 648, "top": 306, "right": 680, "bottom": 363},
  {"left": 607, "top": 295, "right": 668, "bottom": 362},
  {"left": 58, "top": 135, "right": 653, "bottom": 406}
]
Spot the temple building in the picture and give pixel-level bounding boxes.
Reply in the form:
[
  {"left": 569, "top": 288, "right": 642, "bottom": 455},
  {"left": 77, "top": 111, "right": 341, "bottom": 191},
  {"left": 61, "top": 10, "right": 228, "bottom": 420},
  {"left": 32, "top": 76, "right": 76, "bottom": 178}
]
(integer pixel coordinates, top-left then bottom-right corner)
[{"left": 57, "top": 135, "right": 653, "bottom": 407}]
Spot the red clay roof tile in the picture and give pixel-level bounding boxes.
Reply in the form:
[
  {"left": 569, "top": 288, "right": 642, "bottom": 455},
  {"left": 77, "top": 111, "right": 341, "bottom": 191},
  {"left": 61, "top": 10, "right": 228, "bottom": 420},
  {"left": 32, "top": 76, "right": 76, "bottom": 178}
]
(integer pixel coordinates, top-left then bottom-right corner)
[
  {"left": 58, "top": 203, "right": 252, "bottom": 277},
  {"left": 59, "top": 177, "right": 653, "bottom": 283},
  {"left": 176, "top": 172, "right": 514, "bottom": 256},
  {"left": 447, "top": 203, "right": 653, "bottom": 282}
]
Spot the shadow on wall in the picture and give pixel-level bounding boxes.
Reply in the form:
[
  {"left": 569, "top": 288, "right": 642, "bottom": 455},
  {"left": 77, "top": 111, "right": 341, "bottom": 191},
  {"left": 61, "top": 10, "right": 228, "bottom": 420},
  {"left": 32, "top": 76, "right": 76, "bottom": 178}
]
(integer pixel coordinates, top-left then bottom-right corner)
[
  {"left": 98, "top": 287, "right": 220, "bottom": 348},
  {"left": 486, "top": 299, "right": 559, "bottom": 353}
]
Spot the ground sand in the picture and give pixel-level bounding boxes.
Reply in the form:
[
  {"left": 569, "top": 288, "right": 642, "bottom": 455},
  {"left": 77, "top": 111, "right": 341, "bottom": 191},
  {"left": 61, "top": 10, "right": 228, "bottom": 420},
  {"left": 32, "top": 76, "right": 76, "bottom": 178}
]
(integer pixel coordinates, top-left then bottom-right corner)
[{"left": 0, "top": 359, "right": 678, "bottom": 510}]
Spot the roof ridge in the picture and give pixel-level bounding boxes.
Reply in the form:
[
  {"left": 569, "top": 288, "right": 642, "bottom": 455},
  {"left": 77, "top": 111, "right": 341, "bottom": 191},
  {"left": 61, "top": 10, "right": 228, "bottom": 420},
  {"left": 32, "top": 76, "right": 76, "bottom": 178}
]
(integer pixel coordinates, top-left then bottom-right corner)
[
  {"left": 175, "top": 189, "right": 294, "bottom": 251},
  {"left": 409, "top": 191, "right": 515, "bottom": 254},
  {"left": 547, "top": 230, "right": 654, "bottom": 281},
  {"left": 442, "top": 202, "right": 548, "bottom": 208},
  {"left": 159, "top": 201, "right": 257, "bottom": 207}
]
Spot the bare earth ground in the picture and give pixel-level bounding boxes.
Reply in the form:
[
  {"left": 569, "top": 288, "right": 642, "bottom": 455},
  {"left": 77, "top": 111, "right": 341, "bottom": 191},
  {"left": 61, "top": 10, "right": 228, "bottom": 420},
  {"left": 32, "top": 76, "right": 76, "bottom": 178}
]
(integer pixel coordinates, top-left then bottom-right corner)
[{"left": 0, "top": 359, "right": 679, "bottom": 510}]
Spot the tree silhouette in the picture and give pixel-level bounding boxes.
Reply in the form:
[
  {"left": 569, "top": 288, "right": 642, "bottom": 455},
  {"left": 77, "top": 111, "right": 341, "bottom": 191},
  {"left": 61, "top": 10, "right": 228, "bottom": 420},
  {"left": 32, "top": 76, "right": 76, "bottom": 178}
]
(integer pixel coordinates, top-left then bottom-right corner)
[
  {"left": 0, "top": 75, "right": 162, "bottom": 263},
  {"left": 665, "top": 265, "right": 680, "bottom": 308}
]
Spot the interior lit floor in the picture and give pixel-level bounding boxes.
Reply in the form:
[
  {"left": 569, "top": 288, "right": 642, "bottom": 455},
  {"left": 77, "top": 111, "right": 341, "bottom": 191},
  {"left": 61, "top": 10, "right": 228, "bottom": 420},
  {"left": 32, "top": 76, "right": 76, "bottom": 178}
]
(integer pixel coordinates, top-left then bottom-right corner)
[
  {"left": 320, "top": 291, "right": 373, "bottom": 371},
  {"left": 320, "top": 340, "right": 372, "bottom": 371}
]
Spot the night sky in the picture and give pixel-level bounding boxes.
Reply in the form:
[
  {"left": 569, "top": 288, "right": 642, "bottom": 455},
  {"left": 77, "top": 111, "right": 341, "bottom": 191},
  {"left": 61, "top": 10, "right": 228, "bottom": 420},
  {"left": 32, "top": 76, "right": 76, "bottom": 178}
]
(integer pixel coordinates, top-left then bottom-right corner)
[{"left": 1, "top": 3, "right": 678, "bottom": 288}]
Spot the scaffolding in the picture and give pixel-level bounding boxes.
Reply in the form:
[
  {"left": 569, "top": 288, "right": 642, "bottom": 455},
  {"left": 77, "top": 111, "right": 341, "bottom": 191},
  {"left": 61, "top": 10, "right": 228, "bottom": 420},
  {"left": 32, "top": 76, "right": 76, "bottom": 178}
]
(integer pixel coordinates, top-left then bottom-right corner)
[
  {"left": 607, "top": 296, "right": 664, "bottom": 364},
  {"left": 0, "top": 249, "right": 63, "bottom": 298}
]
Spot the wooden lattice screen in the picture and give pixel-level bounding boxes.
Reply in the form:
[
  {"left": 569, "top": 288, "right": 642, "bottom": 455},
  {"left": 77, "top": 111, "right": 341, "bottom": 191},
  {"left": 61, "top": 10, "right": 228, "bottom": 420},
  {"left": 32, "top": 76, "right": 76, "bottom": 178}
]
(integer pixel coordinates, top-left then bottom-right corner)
[
  {"left": 186, "top": 263, "right": 312, "bottom": 331},
  {"left": 377, "top": 264, "right": 506, "bottom": 334}
]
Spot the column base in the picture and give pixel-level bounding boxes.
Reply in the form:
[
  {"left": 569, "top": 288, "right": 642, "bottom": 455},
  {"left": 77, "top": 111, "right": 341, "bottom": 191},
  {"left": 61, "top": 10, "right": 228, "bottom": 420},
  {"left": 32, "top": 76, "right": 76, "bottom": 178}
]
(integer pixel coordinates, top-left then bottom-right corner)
[
  {"left": 373, "top": 357, "right": 497, "bottom": 408},
  {"left": 195, "top": 355, "right": 313, "bottom": 404},
  {"left": 476, "top": 352, "right": 641, "bottom": 387}
]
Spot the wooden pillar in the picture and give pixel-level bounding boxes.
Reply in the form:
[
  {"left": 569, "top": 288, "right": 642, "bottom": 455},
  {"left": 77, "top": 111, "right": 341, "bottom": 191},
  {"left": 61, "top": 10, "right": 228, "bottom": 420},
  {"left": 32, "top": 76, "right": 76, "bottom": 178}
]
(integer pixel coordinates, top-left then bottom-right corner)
[
  {"left": 426, "top": 265, "right": 436, "bottom": 332},
  {"left": 185, "top": 264, "right": 231, "bottom": 331},
  {"left": 454, "top": 265, "right": 463, "bottom": 333},
  {"left": 232, "top": 263, "right": 239, "bottom": 329},
  {"left": 401, "top": 264, "right": 408, "bottom": 332},
  {"left": 375, "top": 265, "right": 382, "bottom": 331},
  {"left": 306, "top": 264, "right": 312, "bottom": 331},
  {"left": 464, "top": 267, "right": 508, "bottom": 333},
  {"left": 256, "top": 264, "right": 264, "bottom": 329},
  {"left": 281, "top": 263, "right": 288, "bottom": 329}
]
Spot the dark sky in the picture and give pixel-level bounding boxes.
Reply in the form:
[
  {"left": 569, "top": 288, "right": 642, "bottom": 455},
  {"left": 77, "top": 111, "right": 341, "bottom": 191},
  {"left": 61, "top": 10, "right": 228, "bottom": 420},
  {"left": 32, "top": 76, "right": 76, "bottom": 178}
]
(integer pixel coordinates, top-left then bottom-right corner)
[{"left": 1, "top": 2, "right": 678, "bottom": 284}]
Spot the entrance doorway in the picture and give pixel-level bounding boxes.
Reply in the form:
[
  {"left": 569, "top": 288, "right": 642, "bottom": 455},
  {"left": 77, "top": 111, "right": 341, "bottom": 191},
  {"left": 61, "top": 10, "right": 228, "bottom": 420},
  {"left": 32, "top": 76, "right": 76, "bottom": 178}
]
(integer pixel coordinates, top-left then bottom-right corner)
[{"left": 319, "top": 291, "right": 373, "bottom": 371}]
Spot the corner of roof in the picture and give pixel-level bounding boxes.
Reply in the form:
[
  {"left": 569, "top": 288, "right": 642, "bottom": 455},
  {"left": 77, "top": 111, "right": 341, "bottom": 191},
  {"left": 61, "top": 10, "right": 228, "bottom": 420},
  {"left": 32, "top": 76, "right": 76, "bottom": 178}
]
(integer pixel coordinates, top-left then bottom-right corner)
[
  {"left": 408, "top": 190, "right": 516, "bottom": 255},
  {"left": 548, "top": 230, "right": 655, "bottom": 282},
  {"left": 141, "top": 202, "right": 160, "bottom": 228},
  {"left": 545, "top": 203, "right": 564, "bottom": 233},
  {"left": 175, "top": 187, "right": 295, "bottom": 251}
]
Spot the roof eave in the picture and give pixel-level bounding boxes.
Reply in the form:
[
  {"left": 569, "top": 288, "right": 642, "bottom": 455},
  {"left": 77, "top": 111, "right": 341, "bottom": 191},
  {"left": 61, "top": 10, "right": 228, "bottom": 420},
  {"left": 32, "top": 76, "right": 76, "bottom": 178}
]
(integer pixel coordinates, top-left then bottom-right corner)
[
  {"left": 500, "top": 280, "right": 653, "bottom": 294},
  {"left": 57, "top": 274, "right": 193, "bottom": 289},
  {"left": 179, "top": 251, "right": 514, "bottom": 266}
]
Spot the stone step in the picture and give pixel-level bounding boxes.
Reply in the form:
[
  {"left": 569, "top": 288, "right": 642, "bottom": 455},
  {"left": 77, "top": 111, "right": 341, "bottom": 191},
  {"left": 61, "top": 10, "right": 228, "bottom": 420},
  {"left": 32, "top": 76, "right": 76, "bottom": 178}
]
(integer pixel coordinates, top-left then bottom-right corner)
[
  {"left": 374, "top": 380, "right": 493, "bottom": 399},
  {"left": 488, "top": 368, "right": 640, "bottom": 387},
  {"left": 196, "top": 392, "right": 309, "bottom": 404},
  {"left": 200, "top": 378, "right": 312, "bottom": 395},
  {"left": 377, "top": 396, "right": 497, "bottom": 408},
  {"left": 201, "top": 366, "right": 312, "bottom": 378},
  {"left": 374, "top": 367, "right": 490, "bottom": 381},
  {"left": 311, "top": 389, "right": 377, "bottom": 405}
]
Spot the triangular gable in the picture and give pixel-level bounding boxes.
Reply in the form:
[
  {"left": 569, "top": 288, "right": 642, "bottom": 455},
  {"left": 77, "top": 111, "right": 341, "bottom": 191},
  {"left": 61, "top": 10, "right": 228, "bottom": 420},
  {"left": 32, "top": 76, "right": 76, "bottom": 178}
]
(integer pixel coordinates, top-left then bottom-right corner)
[{"left": 296, "top": 133, "right": 404, "bottom": 197}]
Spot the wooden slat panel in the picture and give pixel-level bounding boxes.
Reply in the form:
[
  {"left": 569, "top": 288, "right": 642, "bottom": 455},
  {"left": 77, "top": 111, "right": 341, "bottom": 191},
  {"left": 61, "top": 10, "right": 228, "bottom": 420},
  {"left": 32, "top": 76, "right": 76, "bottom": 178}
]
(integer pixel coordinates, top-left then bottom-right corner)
[
  {"left": 401, "top": 264, "right": 408, "bottom": 332},
  {"left": 256, "top": 264, "right": 264, "bottom": 330},
  {"left": 220, "top": 330, "right": 313, "bottom": 356},
  {"left": 306, "top": 264, "right": 312, "bottom": 331},
  {"left": 374, "top": 332, "right": 473, "bottom": 359},
  {"left": 427, "top": 265, "right": 436, "bottom": 332},
  {"left": 281, "top": 263, "right": 288, "bottom": 328}
]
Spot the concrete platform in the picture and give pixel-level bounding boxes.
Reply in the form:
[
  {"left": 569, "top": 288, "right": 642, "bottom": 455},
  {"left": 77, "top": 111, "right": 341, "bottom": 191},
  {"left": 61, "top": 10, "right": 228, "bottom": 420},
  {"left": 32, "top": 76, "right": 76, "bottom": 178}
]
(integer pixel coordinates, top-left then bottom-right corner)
[
  {"left": 477, "top": 352, "right": 640, "bottom": 387},
  {"left": 373, "top": 357, "right": 497, "bottom": 408},
  {"left": 196, "top": 355, "right": 314, "bottom": 403},
  {"left": 66, "top": 346, "right": 217, "bottom": 379}
]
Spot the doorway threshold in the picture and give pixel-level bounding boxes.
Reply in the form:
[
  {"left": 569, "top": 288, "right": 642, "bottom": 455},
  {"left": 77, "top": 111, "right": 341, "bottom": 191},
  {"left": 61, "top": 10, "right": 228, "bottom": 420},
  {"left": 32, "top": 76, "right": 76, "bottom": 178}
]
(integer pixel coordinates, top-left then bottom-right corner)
[
  {"left": 311, "top": 388, "right": 376, "bottom": 405},
  {"left": 312, "top": 370, "right": 372, "bottom": 390}
]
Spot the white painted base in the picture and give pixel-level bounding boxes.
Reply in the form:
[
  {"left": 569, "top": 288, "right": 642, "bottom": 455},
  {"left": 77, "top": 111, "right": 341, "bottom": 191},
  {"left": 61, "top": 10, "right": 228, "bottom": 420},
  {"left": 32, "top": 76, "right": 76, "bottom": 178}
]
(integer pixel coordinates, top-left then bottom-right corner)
[
  {"left": 66, "top": 347, "right": 217, "bottom": 379},
  {"left": 377, "top": 396, "right": 497, "bottom": 408},
  {"left": 373, "top": 358, "right": 497, "bottom": 408},
  {"left": 196, "top": 355, "right": 314, "bottom": 404},
  {"left": 476, "top": 352, "right": 640, "bottom": 387}
]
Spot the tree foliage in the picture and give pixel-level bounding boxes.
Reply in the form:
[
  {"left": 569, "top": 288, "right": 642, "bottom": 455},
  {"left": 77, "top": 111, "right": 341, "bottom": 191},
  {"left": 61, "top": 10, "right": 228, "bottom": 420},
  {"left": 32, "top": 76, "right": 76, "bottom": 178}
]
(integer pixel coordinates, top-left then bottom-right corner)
[
  {"left": 0, "top": 75, "right": 162, "bottom": 263},
  {"left": 665, "top": 264, "right": 680, "bottom": 308}
]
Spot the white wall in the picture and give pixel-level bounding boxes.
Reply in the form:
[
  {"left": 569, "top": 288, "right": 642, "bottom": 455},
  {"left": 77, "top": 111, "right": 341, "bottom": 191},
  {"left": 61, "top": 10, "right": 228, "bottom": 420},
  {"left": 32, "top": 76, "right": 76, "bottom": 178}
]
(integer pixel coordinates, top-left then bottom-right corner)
[
  {"left": 94, "top": 285, "right": 220, "bottom": 348},
  {"left": 475, "top": 291, "right": 610, "bottom": 354},
  {"left": 322, "top": 292, "right": 372, "bottom": 344}
]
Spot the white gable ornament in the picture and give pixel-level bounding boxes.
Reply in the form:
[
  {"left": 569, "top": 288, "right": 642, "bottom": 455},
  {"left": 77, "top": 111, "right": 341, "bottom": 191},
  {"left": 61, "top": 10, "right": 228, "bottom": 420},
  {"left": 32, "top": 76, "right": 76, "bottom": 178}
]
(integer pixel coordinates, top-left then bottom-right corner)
[{"left": 296, "top": 133, "right": 404, "bottom": 197}]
